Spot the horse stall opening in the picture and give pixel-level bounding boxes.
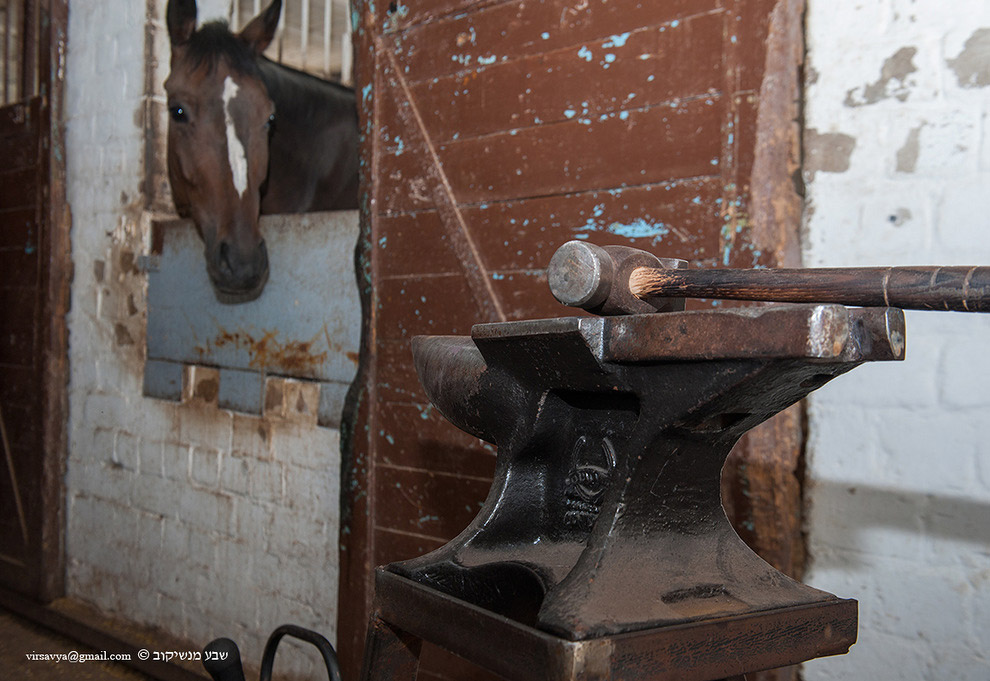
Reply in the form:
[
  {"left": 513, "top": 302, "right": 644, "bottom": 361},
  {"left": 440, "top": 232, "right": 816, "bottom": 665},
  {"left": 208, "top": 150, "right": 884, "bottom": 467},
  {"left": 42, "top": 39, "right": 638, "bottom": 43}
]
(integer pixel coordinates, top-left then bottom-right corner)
[
  {"left": 144, "top": 0, "right": 359, "bottom": 420},
  {"left": 342, "top": 0, "right": 806, "bottom": 679},
  {"left": 51, "top": 1, "right": 356, "bottom": 675}
]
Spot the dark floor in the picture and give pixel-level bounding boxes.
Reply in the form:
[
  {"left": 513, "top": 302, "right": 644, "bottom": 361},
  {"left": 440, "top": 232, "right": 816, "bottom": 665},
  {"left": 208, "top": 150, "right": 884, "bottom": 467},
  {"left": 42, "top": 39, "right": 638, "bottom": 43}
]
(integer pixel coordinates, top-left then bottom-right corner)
[{"left": 0, "top": 607, "right": 155, "bottom": 680}]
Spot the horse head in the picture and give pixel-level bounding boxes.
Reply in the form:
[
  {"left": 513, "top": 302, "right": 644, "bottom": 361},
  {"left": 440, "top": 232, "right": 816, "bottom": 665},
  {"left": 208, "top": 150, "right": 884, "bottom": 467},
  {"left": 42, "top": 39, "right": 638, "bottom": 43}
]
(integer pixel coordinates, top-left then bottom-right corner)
[{"left": 165, "top": 0, "right": 281, "bottom": 303}]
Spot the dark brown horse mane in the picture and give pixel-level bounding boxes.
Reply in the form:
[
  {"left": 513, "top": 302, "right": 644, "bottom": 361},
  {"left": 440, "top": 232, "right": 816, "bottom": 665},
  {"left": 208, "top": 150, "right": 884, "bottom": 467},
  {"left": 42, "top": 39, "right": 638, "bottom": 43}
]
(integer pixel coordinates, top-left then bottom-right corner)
[{"left": 181, "top": 20, "right": 261, "bottom": 77}]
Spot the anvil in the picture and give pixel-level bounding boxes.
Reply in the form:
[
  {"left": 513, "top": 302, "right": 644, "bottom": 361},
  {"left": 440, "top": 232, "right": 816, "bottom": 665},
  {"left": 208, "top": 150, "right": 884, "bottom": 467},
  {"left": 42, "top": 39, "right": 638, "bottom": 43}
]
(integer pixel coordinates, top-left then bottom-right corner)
[{"left": 363, "top": 302, "right": 905, "bottom": 681}]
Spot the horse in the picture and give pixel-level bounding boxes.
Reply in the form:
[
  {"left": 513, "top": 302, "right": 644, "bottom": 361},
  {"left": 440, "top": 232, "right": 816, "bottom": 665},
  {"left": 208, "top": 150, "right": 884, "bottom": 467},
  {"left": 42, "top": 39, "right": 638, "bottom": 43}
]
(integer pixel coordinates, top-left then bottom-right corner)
[{"left": 165, "top": 0, "right": 359, "bottom": 303}]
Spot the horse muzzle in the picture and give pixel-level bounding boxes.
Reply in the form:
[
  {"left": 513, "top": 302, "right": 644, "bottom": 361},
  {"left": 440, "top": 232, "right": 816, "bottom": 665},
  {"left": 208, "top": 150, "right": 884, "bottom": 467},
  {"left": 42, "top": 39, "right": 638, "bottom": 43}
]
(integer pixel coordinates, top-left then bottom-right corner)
[{"left": 207, "top": 238, "right": 270, "bottom": 304}]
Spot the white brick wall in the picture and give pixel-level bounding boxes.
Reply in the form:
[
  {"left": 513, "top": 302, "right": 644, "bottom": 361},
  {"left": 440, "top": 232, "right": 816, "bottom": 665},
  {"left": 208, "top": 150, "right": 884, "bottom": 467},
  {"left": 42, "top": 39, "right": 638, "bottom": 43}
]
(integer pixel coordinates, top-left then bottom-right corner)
[
  {"left": 803, "top": 1, "right": 990, "bottom": 678},
  {"left": 64, "top": 2, "right": 342, "bottom": 677}
]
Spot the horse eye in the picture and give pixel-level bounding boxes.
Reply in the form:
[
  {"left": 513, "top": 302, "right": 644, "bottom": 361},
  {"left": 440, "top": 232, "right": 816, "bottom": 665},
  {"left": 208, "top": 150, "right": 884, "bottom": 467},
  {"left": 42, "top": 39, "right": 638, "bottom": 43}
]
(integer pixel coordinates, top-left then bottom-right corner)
[
  {"left": 265, "top": 113, "right": 276, "bottom": 130},
  {"left": 169, "top": 105, "right": 187, "bottom": 123}
]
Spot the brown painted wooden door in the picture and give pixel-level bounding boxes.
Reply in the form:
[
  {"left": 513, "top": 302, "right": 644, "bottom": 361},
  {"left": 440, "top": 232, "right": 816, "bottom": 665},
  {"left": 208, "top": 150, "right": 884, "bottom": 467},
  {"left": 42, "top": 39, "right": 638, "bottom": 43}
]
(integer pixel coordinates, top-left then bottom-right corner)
[
  {"left": 0, "top": 0, "right": 69, "bottom": 602},
  {"left": 0, "top": 97, "right": 51, "bottom": 598},
  {"left": 341, "top": 1, "right": 806, "bottom": 678}
]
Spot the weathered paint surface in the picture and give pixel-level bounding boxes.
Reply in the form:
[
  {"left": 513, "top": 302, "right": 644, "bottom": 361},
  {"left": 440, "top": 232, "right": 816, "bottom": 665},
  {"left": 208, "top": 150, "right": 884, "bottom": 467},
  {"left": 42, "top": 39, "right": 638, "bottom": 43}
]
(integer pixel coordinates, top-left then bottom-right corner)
[
  {"left": 341, "top": 0, "right": 808, "bottom": 678},
  {"left": 802, "top": 2, "right": 990, "bottom": 680},
  {"left": 145, "top": 210, "right": 360, "bottom": 426}
]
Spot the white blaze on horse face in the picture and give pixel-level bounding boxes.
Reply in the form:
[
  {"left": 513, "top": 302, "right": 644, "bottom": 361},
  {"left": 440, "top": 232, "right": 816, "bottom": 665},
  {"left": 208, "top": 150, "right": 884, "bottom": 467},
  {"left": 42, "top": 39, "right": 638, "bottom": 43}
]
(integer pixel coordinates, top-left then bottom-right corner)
[{"left": 222, "top": 76, "right": 249, "bottom": 198}]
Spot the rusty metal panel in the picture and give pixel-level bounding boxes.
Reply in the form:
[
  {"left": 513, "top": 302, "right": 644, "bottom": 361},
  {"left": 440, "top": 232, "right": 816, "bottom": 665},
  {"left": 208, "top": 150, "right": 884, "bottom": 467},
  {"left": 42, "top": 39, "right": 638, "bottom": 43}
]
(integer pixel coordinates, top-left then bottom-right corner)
[
  {"left": 144, "top": 211, "right": 360, "bottom": 426},
  {"left": 341, "top": 0, "right": 807, "bottom": 678}
]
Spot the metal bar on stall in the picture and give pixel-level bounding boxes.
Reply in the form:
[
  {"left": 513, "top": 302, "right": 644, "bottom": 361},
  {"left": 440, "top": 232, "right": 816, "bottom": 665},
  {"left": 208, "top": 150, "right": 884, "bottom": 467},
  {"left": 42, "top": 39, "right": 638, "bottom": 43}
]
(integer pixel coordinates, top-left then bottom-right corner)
[
  {"left": 341, "top": 24, "right": 352, "bottom": 85},
  {"left": 3, "top": 4, "right": 11, "bottom": 104},
  {"left": 22, "top": 0, "right": 38, "bottom": 99},
  {"left": 300, "top": 0, "right": 309, "bottom": 70},
  {"left": 323, "top": 0, "right": 332, "bottom": 77}
]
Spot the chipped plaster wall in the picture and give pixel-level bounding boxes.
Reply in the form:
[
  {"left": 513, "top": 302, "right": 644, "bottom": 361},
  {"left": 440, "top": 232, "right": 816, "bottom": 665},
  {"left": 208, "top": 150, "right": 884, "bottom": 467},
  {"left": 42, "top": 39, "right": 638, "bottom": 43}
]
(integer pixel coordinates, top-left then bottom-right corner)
[
  {"left": 803, "top": 2, "right": 990, "bottom": 678},
  {"left": 64, "top": 2, "right": 342, "bottom": 676}
]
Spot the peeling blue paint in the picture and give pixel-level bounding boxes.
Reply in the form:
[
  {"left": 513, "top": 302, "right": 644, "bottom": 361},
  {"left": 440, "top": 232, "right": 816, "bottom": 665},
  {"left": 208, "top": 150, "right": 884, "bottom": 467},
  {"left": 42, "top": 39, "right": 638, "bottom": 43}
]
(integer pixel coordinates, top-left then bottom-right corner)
[
  {"left": 604, "top": 32, "right": 631, "bottom": 48},
  {"left": 574, "top": 218, "right": 671, "bottom": 245},
  {"left": 541, "top": 32, "right": 550, "bottom": 40},
  {"left": 578, "top": 46, "right": 593, "bottom": 62},
  {"left": 478, "top": 54, "right": 497, "bottom": 65},
  {"left": 603, "top": 54, "right": 616, "bottom": 65},
  {"left": 564, "top": 109, "right": 577, "bottom": 119},
  {"left": 607, "top": 218, "right": 670, "bottom": 241},
  {"left": 378, "top": 236, "right": 387, "bottom": 248}
]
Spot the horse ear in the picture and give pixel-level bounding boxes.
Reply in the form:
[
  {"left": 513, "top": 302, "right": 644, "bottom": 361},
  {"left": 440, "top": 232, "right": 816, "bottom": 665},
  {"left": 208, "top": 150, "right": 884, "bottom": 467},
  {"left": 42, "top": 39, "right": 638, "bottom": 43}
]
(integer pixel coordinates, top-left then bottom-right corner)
[
  {"left": 239, "top": 0, "right": 282, "bottom": 55},
  {"left": 166, "top": 0, "right": 197, "bottom": 46}
]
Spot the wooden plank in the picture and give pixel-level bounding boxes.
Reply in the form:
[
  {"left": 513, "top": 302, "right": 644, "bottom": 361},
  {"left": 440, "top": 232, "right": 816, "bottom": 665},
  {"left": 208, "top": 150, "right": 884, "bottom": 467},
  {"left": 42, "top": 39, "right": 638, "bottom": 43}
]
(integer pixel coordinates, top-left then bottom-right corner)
[
  {"left": 0, "top": 245, "right": 39, "bottom": 286},
  {"left": 390, "top": 0, "right": 720, "bottom": 82},
  {"left": 374, "top": 465, "right": 492, "bottom": 541},
  {"left": 0, "top": 208, "right": 36, "bottom": 250},
  {"left": 0, "top": 287, "right": 38, "bottom": 366},
  {"left": 386, "top": 11, "right": 726, "bottom": 145},
  {"left": 372, "top": 527, "right": 447, "bottom": 569},
  {"left": 376, "top": 274, "right": 484, "bottom": 340},
  {"left": 376, "top": 339, "right": 429, "bottom": 403},
  {"left": 378, "top": 96, "right": 724, "bottom": 213},
  {"left": 377, "top": 401, "right": 496, "bottom": 479},
  {"left": 0, "top": 130, "right": 40, "bottom": 171},
  {"left": 0, "top": 167, "right": 37, "bottom": 210},
  {"left": 0, "top": 366, "right": 37, "bottom": 405}
]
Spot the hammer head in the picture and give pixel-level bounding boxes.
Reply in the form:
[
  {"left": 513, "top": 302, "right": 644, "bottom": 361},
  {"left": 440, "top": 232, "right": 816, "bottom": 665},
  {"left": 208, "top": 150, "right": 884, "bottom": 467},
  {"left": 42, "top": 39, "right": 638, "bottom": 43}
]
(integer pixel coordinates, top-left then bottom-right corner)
[{"left": 548, "top": 241, "right": 687, "bottom": 315}]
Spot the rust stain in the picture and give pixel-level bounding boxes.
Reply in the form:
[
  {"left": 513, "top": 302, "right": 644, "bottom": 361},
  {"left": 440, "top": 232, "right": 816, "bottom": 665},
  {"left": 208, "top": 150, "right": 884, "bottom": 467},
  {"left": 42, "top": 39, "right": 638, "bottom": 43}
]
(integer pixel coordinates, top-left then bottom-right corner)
[
  {"left": 196, "top": 327, "right": 330, "bottom": 374},
  {"left": 347, "top": 351, "right": 360, "bottom": 365}
]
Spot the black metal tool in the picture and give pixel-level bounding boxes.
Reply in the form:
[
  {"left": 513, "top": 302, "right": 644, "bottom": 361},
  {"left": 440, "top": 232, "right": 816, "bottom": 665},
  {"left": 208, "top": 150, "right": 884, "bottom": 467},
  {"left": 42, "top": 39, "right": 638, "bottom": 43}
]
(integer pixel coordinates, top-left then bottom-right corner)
[
  {"left": 362, "top": 299, "right": 906, "bottom": 680},
  {"left": 548, "top": 240, "right": 990, "bottom": 314},
  {"left": 203, "top": 624, "right": 341, "bottom": 681}
]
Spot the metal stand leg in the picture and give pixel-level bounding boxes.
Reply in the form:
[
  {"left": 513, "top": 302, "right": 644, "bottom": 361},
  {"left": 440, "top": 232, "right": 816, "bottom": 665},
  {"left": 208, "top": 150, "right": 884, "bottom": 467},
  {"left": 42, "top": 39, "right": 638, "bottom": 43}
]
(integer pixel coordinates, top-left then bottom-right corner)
[{"left": 360, "top": 615, "right": 423, "bottom": 681}]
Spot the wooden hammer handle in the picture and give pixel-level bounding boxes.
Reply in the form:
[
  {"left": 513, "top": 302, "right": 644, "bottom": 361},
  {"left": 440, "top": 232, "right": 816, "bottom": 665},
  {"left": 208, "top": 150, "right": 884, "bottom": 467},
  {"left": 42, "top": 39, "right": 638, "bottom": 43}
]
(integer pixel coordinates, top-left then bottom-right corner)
[{"left": 629, "top": 265, "right": 990, "bottom": 312}]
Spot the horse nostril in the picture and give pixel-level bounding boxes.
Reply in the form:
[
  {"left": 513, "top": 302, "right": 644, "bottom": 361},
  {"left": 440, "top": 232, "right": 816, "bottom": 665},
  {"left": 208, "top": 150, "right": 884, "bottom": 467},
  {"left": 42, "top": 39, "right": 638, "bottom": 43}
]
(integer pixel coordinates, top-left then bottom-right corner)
[{"left": 217, "top": 241, "right": 235, "bottom": 277}]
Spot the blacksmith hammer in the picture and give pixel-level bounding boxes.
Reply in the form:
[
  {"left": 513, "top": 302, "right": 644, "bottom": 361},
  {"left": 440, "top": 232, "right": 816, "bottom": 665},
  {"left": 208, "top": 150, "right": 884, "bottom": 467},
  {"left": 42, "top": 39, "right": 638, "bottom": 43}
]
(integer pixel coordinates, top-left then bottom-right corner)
[{"left": 549, "top": 240, "right": 990, "bottom": 314}]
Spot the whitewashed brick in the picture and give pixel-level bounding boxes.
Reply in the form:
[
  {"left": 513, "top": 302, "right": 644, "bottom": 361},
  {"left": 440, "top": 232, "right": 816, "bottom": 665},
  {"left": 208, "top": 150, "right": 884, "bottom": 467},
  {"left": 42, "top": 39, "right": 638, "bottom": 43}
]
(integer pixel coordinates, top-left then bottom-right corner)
[
  {"left": 113, "top": 431, "right": 140, "bottom": 472},
  {"left": 220, "top": 454, "right": 252, "bottom": 496},
  {"left": 161, "top": 441, "right": 191, "bottom": 481},
  {"left": 190, "top": 446, "right": 222, "bottom": 489},
  {"left": 249, "top": 459, "right": 285, "bottom": 503},
  {"left": 805, "top": 2, "right": 990, "bottom": 679}
]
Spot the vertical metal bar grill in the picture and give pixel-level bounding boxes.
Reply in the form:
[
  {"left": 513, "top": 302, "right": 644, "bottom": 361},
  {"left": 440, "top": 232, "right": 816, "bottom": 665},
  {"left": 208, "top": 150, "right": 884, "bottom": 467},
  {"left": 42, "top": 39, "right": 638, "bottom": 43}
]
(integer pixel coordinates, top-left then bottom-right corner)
[
  {"left": 234, "top": 0, "right": 351, "bottom": 84},
  {"left": 0, "top": 0, "right": 40, "bottom": 106}
]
